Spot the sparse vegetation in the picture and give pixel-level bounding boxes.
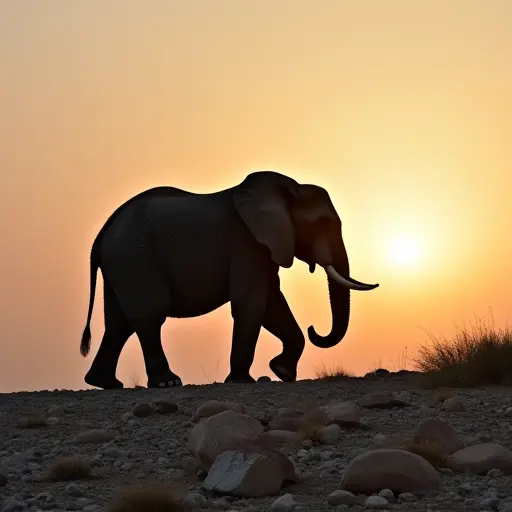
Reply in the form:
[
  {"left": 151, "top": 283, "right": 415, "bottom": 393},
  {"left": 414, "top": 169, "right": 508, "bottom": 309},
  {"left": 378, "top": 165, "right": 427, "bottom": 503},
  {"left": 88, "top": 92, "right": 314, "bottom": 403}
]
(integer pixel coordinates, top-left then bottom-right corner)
[
  {"left": 45, "top": 456, "right": 94, "bottom": 482},
  {"left": 314, "top": 362, "right": 354, "bottom": 381},
  {"left": 107, "top": 482, "right": 185, "bottom": 512},
  {"left": 201, "top": 361, "right": 220, "bottom": 384},
  {"left": 296, "top": 408, "right": 329, "bottom": 442},
  {"left": 17, "top": 413, "right": 47, "bottom": 429},
  {"left": 415, "top": 315, "right": 512, "bottom": 388}
]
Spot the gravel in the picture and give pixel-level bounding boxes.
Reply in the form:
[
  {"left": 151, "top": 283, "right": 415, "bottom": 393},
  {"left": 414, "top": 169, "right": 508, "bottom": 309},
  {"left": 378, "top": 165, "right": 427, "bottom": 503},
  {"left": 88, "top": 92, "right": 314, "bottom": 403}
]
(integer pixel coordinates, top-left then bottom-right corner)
[{"left": 1, "top": 374, "right": 511, "bottom": 511}]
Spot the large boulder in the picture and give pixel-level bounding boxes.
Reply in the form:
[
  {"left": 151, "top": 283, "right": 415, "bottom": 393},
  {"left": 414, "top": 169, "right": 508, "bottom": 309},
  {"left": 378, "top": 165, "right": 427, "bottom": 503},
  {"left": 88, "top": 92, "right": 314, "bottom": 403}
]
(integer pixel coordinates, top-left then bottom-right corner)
[
  {"left": 203, "top": 448, "right": 298, "bottom": 497},
  {"left": 413, "top": 418, "right": 464, "bottom": 454},
  {"left": 360, "top": 391, "right": 411, "bottom": 409},
  {"left": 340, "top": 449, "right": 441, "bottom": 494},
  {"left": 315, "top": 401, "right": 361, "bottom": 428},
  {"left": 187, "top": 410, "right": 264, "bottom": 469},
  {"left": 446, "top": 443, "right": 512, "bottom": 475}
]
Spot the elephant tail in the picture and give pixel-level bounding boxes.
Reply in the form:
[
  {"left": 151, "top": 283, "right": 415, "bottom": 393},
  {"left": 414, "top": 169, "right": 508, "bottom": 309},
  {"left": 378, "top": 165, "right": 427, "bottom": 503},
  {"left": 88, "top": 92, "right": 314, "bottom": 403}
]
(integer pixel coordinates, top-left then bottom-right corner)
[{"left": 80, "top": 238, "right": 100, "bottom": 357}]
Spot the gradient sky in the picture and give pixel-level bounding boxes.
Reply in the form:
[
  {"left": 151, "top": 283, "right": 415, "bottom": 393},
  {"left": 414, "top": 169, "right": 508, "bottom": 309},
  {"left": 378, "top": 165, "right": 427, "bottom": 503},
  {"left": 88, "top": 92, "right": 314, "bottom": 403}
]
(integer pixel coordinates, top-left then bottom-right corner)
[{"left": 1, "top": 1, "right": 511, "bottom": 392}]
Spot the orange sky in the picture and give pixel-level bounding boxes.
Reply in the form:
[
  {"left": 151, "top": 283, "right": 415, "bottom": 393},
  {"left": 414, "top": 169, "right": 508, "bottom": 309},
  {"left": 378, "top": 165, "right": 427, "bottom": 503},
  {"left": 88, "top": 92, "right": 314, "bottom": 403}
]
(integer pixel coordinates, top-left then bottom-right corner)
[{"left": 1, "top": 1, "right": 511, "bottom": 392}]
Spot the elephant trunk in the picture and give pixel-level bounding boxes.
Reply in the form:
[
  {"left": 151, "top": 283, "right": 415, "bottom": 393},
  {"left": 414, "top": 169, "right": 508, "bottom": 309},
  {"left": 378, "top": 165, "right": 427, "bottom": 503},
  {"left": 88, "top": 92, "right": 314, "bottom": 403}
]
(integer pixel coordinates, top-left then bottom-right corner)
[
  {"left": 307, "top": 240, "right": 351, "bottom": 348},
  {"left": 307, "top": 234, "right": 378, "bottom": 349}
]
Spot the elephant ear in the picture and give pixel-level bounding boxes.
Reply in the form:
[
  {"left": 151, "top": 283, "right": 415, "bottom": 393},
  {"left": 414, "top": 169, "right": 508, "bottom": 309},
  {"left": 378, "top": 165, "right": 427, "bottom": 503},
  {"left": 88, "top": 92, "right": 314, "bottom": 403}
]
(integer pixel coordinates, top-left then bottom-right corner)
[{"left": 234, "top": 171, "right": 299, "bottom": 268}]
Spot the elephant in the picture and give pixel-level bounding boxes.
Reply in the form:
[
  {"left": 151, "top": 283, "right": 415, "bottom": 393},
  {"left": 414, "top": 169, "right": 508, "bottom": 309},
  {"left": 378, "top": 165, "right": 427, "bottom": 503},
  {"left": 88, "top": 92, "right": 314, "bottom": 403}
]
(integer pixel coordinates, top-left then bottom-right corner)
[{"left": 80, "top": 170, "right": 379, "bottom": 389}]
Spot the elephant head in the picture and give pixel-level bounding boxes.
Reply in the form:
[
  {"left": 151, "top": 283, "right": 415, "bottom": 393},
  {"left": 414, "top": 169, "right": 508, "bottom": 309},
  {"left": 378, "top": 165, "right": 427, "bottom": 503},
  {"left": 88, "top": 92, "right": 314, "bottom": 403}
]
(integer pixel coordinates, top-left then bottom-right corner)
[{"left": 234, "top": 170, "right": 379, "bottom": 349}]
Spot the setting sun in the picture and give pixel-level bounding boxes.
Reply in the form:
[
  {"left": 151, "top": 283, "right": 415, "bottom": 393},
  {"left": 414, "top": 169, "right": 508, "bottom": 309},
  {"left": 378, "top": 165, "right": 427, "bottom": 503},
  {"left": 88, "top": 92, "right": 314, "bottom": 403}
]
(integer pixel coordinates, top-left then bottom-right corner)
[{"left": 389, "top": 235, "right": 422, "bottom": 267}]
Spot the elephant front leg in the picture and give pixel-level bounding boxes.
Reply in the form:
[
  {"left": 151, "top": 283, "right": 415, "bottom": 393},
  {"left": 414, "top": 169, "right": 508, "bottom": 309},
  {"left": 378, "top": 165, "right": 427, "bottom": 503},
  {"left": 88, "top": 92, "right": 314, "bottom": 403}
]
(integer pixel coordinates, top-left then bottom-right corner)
[
  {"left": 225, "top": 297, "right": 268, "bottom": 383},
  {"left": 263, "top": 288, "right": 305, "bottom": 382}
]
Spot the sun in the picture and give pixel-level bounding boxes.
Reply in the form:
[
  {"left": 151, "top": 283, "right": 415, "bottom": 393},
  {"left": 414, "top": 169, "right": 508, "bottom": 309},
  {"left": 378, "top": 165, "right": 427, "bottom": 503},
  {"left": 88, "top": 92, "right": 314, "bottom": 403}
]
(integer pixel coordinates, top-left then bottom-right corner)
[{"left": 388, "top": 235, "right": 422, "bottom": 267}]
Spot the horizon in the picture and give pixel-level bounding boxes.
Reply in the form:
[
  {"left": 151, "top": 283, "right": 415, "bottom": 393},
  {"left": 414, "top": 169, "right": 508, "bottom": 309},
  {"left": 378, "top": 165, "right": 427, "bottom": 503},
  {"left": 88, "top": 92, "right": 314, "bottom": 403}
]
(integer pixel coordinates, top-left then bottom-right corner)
[{"left": 1, "top": 1, "right": 511, "bottom": 392}]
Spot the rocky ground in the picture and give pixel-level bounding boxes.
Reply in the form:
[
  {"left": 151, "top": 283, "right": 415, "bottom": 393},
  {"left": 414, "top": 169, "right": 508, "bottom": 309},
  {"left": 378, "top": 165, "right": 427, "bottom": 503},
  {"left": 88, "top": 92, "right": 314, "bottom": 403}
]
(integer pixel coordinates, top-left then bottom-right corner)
[{"left": 1, "top": 371, "right": 512, "bottom": 512}]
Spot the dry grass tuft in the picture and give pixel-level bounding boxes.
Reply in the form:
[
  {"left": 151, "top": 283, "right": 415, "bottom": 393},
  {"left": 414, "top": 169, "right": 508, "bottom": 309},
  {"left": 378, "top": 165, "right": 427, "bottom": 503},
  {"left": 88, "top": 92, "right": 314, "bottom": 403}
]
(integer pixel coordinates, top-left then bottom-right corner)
[
  {"left": 400, "top": 438, "right": 449, "bottom": 468},
  {"left": 295, "top": 408, "right": 329, "bottom": 442},
  {"left": 107, "top": 482, "right": 185, "bottom": 512},
  {"left": 314, "top": 362, "right": 354, "bottom": 381},
  {"left": 415, "top": 315, "right": 512, "bottom": 388},
  {"left": 45, "top": 456, "right": 94, "bottom": 482},
  {"left": 17, "top": 414, "right": 47, "bottom": 429}
]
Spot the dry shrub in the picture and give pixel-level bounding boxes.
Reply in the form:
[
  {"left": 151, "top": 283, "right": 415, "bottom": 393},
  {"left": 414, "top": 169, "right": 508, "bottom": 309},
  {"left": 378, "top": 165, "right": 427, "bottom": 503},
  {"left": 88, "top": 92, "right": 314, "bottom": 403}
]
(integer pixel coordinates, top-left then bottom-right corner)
[
  {"left": 108, "top": 482, "right": 185, "bottom": 512},
  {"left": 314, "top": 362, "right": 354, "bottom": 381},
  {"left": 296, "top": 408, "right": 329, "bottom": 442},
  {"left": 17, "top": 414, "right": 47, "bottom": 429},
  {"left": 400, "top": 438, "right": 449, "bottom": 468},
  {"left": 415, "top": 315, "right": 512, "bottom": 388},
  {"left": 45, "top": 456, "right": 94, "bottom": 482}
]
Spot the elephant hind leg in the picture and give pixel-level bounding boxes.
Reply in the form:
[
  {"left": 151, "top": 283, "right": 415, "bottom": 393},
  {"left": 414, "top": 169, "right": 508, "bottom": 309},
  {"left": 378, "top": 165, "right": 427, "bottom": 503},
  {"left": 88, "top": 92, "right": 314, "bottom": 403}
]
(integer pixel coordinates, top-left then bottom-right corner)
[
  {"left": 85, "top": 280, "right": 135, "bottom": 390},
  {"left": 131, "top": 318, "right": 182, "bottom": 388}
]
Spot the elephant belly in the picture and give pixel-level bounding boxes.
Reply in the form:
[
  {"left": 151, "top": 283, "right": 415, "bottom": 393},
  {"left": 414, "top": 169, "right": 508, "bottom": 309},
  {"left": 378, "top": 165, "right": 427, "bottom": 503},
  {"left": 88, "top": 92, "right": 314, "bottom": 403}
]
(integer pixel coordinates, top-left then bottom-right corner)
[{"left": 165, "top": 263, "right": 231, "bottom": 318}]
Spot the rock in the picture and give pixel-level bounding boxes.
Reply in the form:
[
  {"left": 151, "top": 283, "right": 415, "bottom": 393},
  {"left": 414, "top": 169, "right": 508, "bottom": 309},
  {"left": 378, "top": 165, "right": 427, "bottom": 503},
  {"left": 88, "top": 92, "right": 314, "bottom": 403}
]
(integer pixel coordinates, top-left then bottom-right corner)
[
  {"left": 151, "top": 400, "right": 178, "bottom": 414},
  {"left": 413, "top": 418, "right": 464, "bottom": 454},
  {"left": 202, "top": 449, "right": 298, "bottom": 497},
  {"left": 257, "top": 376, "right": 272, "bottom": 383},
  {"left": 269, "top": 493, "right": 295, "bottom": 511},
  {"left": 48, "top": 405, "right": 63, "bottom": 416},
  {"left": 131, "top": 403, "right": 154, "bottom": 418},
  {"left": 183, "top": 492, "right": 207, "bottom": 508},
  {"left": 365, "top": 495, "right": 389, "bottom": 509},
  {"left": 0, "top": 472, "right": 7, "bottom": 487},
  {"left": 316, "top": 401, "right": 361, "bottom": 427},
  {"left": 195, "top": 400, "right": 246, "bottom": 420},
  {"left": 187, "top": 410, "right": 264, "bottom": 468},
  {"left": 327, "top": 490, "right": 357, "bottom": 506},
  {"left": 340, "top": 449, "right": 441, "bottom": 494},
  {"left": 268, "top": 409, "right": 304, "bottom": 432},
  {"left": 318, "top": 424, "right": 342, "bottom": 444},
  {"left": 446, "top": 443, "right": 512, "bottom": 474},
  {"left": 365, "top": 368, "right": 390, "bottom": 378},
  {"left": 378, "top": 489, "right": 394, "bottom": 500},
  {"left": 72, "top": 429, "right": 115, "bottom": 444},
  {"left": 65, "top": 482, "right": 84, "bottom": 496},
  {"left": 441, "top": 396, "right": 466, "bottom": 412},
  {"left": 361, "top": 391, "right": 411, "bottom": 409},
  {"left": 504, "top": 406, "right": 512, "bottom": 418},
  {"left": 427, "top": 389, "right": 455, "bottom": 407},
  {"left": 372, "top": 434, "right": 391, "bottom": 447},
  {"left": 398, "top": 492, "right": 418, "bottom": 502}
]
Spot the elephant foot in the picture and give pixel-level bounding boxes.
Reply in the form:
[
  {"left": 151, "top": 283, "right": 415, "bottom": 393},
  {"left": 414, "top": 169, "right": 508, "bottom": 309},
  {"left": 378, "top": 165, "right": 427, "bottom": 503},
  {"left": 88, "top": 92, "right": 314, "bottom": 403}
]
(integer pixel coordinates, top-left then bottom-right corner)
[
  {"left": 84, "top": 372, "right": 124, "bottom": 390},
  {"left": 147, "top": 371, "right": 183, "bottom": 389},
  {"left": 224, "top": 373, "right": 256, "bottom": 384},
  {"left": 269, "top": 355, "right": 297, "bottom": 383}
]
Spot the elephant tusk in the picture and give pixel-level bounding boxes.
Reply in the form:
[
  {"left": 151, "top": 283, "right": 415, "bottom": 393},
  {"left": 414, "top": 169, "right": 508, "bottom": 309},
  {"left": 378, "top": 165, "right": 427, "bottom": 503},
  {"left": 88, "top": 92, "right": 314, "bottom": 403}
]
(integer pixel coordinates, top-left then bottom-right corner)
[{"left": 325, "top": 265, "right": 379, "bottom": 291}]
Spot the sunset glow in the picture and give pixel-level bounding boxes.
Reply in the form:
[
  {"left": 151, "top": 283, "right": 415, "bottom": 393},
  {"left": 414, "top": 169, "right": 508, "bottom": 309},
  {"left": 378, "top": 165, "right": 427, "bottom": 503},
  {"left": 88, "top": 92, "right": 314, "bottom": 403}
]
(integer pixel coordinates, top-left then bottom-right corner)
[
  {"left": 388, "top": 235, "right": 422, "bottom": 268},
  {"left": 1, "top": 1, "right": 511, "bottom": 392}
]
